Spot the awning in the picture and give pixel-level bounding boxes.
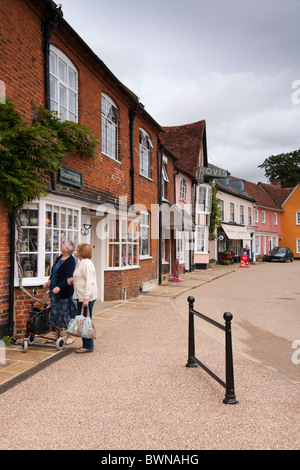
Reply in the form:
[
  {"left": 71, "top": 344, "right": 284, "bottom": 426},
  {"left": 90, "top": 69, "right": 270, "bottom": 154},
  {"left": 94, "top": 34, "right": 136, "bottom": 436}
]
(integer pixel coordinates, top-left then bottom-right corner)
[{"left": 221, "top": 224, "right": 251, "bottom": 240}]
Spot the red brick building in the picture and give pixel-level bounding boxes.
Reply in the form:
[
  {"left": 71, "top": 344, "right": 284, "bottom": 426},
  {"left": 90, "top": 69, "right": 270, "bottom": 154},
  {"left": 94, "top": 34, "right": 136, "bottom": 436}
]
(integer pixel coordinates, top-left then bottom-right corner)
[{"left": 0, "top": 0, "right": 175, "bottom": 337}]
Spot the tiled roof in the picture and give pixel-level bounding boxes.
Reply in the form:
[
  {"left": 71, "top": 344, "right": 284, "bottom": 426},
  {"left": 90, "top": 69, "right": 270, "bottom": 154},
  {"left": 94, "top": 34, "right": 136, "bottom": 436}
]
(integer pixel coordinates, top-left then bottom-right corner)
[
  {"left": 244, "top": 181, "right": 279, "bottom": 209},
  {"left": 244, "top": 181, "right": 295, "bottom": 209},
  {"left": 216, "top": 178, "right": 255, "bottom": 202},
  {"left": 160, "top": 121, "right": 206, "bottom": 177},
  {"left": 258, "top": 182, "right": 294, "bottom": 208}
]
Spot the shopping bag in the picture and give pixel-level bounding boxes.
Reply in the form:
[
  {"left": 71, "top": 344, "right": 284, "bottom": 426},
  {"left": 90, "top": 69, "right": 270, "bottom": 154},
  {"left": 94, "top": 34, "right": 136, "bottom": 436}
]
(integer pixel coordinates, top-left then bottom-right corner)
[{"left": 67, "top": 315, "right": 97, "bottom": 339}]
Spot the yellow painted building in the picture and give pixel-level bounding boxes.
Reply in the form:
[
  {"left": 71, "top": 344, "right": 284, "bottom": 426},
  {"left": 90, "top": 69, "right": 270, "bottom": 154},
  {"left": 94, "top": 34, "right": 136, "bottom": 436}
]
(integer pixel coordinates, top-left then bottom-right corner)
[{"left": 281, "top": 184, "right": 300, "bottom": 258}]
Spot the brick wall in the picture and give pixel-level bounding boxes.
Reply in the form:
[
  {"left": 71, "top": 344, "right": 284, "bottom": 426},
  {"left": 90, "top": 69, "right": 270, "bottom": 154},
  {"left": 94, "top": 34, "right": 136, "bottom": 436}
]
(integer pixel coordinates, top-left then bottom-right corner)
[{"left": 0, "top": 0, "right": 163, "bottom": 336}]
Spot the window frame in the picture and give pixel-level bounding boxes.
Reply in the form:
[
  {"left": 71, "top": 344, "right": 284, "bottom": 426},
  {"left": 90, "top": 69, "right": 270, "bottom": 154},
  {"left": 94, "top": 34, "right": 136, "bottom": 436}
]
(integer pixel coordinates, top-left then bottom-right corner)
[
  {"left": 219, "top": 200, "right": 224, "bottom": 221},
  {"left": 49, "top": 45, "right": 78, "bottom": 122},
  {"left": 139, "top": 128, "right": 153, "bottom": 179},
  {"left": 248, "top": 207, "right": 252, "bottom": 225},
  {"left": 194, "top": 225, "right": 208, "bottom": 254},
  {"left": 140, "top": 210, "right": 151, "bottom": 259},
  {"left": 179, "top": 177, "right": 188, "bottom": 202},
  {"left": 101, "top": 93, "right": 120, "bottom": 162},
  {"left": 196, "top": 184, "right": 212, "bottom": 214},
  {"left": 16, "top": 199, "right": 81, "bottom": 287},
  {"left": 161, "top": 158, "right": 169, "bottom": 201},
  {"left": 176, "top": 230, "right": 185, "bottom": 262},
  {"left": 230, "top": 203, "right": 235, "bottom": 223},
  {"left": 107, "top": 217, "right": 139, "bottom": 269},
  {"left": 240, "top": 205, "right": 244, "bottom": 224}
]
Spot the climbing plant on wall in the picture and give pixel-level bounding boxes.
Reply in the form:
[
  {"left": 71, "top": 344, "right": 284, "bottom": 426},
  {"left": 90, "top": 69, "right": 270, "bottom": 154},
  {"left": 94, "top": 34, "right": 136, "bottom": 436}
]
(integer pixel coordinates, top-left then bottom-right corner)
[
  {"left": 0, "top": 99, "right": 98, "bottom": 211},
  {"left": 209, "top": 184, "right": 222, "bottom": 240},
  {"left": 0, "top": 98, "right": 99, "bottom": 300}
]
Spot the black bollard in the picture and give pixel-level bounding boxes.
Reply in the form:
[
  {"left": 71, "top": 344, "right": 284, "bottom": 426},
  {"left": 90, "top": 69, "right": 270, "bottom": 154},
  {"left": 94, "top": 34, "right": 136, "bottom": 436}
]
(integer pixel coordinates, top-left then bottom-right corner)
[{"left": 223, "top": 312, "right": 238, "bottom": 405}]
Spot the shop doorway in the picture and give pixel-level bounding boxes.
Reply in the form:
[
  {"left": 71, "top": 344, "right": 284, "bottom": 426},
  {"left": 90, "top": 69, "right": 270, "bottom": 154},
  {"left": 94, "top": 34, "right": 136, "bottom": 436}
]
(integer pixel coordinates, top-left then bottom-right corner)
[{"left": 91, "top": 217, "right": 106, "bottom": 302}]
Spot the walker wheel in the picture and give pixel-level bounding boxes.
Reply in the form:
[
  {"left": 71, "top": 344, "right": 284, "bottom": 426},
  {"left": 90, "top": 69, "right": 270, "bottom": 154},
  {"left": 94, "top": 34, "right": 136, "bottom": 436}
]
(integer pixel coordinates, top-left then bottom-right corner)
[
  {"left": 22, "top": 339, "right": 28, "bottom": 353},
  {"left": 56, "top": 337, "right": 65, "bottom": 350},
  {"left": 28, "top": 335, "right": 35, "bottom": 346}
]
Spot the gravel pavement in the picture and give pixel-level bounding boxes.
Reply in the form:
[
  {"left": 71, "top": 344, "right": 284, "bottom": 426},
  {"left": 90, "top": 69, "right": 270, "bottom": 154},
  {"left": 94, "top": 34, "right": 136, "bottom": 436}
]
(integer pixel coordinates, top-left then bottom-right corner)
[{"left": 0, "top": 264, "right": 299, "bottom": 450}]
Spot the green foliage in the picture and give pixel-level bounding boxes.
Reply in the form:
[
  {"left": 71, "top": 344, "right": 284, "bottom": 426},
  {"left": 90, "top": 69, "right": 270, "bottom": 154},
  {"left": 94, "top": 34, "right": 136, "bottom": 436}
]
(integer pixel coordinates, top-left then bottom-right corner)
[
  {"left": 31, "top": 103, "right": 98, "bottom": 158},
  {"left": 209, "top": 184, "right": 222, "bottom": 240},
  {"left": 258, "top": 149, "right": 300, "bottom": 188},
  {"left": 0, "top": 336, "right": 12, "bottom": 345},
  {"left": 0, "top": 99, "right": 99, "bottom": 211}
]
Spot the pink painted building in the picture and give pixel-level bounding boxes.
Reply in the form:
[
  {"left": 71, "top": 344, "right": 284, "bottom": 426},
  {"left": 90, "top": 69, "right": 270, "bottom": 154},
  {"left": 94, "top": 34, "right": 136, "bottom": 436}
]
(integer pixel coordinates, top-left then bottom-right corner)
[{"left": 245, "top": 181, "right": 283, "bottom": 257}]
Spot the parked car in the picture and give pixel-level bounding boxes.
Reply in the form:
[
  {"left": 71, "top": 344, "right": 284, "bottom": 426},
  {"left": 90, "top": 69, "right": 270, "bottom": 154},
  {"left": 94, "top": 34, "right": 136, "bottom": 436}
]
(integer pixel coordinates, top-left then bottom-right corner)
[{"left": 267, "top": 247, "right": 294, "bottom": 262}]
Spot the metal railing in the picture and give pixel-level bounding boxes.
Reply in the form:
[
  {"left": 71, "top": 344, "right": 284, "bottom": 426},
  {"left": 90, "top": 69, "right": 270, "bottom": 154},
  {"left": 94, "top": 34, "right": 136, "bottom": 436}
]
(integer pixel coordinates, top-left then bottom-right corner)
[{"left": 186, "top": 296, "right": 238, "bottom": 405}]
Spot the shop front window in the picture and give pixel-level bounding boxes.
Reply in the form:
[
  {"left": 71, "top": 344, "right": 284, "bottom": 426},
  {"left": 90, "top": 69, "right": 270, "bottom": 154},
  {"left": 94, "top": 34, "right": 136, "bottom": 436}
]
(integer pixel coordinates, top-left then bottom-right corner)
[
  {"left": 18, "top": 201, "right": 80, "bottom": 284},
  {"left": 108, "top": 218, "right": 139, "bottom": 268},
  {"left": 20, "top": 206, "right": 39, "bottom": 278},
  {"left": 45, "top": 204, "right": 79, "bottom": 276}
]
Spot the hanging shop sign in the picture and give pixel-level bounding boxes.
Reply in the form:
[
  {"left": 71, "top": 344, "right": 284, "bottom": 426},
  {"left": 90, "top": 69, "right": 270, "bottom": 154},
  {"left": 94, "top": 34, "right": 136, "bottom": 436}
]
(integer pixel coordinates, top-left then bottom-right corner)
[
  {"left": 59, "top": 167, "right": 82, "bottom": 188},
  {"left": 197, "top": 167, "right": 228, "bottom": 179}
]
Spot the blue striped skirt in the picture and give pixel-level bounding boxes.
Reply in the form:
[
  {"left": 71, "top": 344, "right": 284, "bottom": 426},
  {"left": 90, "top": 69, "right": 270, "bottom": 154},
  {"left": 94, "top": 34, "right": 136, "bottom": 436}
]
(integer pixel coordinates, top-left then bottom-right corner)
[{"left": 50, "top": 295, "right": 77, "bottom": 329}]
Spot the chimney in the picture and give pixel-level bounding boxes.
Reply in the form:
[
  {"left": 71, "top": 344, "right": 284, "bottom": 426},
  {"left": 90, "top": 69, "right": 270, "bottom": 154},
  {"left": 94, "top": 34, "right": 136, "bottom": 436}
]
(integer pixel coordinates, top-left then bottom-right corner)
[{"left": 271, "top": 180, "right": 281, "bottom": 187}]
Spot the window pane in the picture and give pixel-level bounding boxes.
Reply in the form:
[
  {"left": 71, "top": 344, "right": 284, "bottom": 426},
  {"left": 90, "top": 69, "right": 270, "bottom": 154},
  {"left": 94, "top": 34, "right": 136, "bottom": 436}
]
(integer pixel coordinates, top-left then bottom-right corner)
[
  {"left": 61, "top": 207, "right": 66, "bottom": 229},
  {"left": 121, "top": 219, "right": 128, "bottom": 240},
  {"left": 59, "top": 59, "right": 67, "bottom": 82},
  {"left": 45, "top": 229, "right": 52, "bottom": 252},
  {"left": 52, "top": 230, "right": 59, "bottom": 252},
  {"left": 109, "top": 244, "right": 119, "bottom": 267},
  {"left": 21, "top": 228, "right": 38, "bottom": 253},
  {"left": 50, "top": 51, "right": 56, "bottom": 75},
  {"left": 50, "top": 75, "right": 57, "bottom": 101},
  {"left": 60, "top": 84, "right": 67, "bottom": 107},
  {"left": 68, "top": 68, "right": 76, "bottom": 90},
  {"left": 50, "top": 100, "right": 57, "bottom": 112},
  {"left": 67, "top": 209, "right": 73, "bottom": 229},
  {"left": 21, "top": 254, "right": 38, "bottom": 278},
  {"left": 45, "top": 253, "right": 52, "bottom": 277},
  {"left": 53, "top": 206, "right": 59, "bottom": 228},
  {"left": 69, "top": 90, "right": 76, "bottom": 114},
  {"left": 59, "top": 106, "right": 67, "bottom": 121},
  {"left": 46, "top": 205, "right": 52, "bottom": 227},
  {"left": 74, "top": 210, "right": 79, "bottom": 230}
]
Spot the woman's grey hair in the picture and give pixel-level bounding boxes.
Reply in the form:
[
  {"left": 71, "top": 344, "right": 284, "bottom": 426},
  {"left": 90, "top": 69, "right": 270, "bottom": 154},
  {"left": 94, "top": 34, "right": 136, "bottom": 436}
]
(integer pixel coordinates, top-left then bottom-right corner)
[{"left": 65, "top": 240, "right": 76, "bottom": 255}]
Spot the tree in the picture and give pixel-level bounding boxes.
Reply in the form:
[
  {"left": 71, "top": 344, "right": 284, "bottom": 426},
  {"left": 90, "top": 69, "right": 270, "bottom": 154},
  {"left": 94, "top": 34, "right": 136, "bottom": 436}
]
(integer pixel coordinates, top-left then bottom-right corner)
[{"left": 258, "top": 149, "right": 300, "bottom": 188}]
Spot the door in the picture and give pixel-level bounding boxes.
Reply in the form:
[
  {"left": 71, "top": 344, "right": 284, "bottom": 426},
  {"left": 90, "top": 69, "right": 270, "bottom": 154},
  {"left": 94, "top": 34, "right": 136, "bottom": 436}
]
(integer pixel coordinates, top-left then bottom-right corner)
[{"left": 91, "top": 217, "right": 106, "bottom": 302}]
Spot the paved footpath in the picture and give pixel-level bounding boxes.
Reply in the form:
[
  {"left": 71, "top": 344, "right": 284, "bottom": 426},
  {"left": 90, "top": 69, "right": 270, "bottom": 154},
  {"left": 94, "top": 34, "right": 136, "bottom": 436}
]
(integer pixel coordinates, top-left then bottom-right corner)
[{"left": 0, "top": 264, "right": 299, "bottom": 450}]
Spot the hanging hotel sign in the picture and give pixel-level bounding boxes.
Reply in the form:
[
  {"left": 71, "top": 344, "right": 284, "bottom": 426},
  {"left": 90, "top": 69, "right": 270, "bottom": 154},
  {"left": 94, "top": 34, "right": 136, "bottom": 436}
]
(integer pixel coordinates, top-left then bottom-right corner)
[
  {"left": 59, "top": 167, "right": 82, "bottom": 188},
  {"left": 197, "top": 167, "right": 228, "bottom": 179}
]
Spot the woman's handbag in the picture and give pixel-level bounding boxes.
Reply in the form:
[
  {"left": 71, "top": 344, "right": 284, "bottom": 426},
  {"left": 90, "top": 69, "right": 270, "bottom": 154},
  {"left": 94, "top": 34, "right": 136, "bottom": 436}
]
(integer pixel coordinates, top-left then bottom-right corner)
[{"left": 66, "top": 314, "right": 97, "bottom": 339}]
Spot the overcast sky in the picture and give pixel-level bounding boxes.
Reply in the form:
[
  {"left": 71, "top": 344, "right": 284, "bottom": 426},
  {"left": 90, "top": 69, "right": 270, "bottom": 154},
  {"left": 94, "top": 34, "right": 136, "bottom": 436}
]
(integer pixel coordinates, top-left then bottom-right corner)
[{"left": 59, "top": 0, "right": 300, "bottom": 183}]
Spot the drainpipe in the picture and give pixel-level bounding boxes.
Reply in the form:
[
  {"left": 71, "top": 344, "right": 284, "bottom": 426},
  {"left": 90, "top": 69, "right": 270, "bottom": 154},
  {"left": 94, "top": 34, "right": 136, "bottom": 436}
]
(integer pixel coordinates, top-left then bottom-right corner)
[
  {"left": 42, "top": 6, "right": 62, "bottom": 191},
  {"left": 8, "top": 209, "right": 17, "bottom": 338},
  {"left": 129, "top": 106, "right": 138, "bottom": 207},
  {"left": 158, "top": 144, "right": 164, "bottom": 285}
]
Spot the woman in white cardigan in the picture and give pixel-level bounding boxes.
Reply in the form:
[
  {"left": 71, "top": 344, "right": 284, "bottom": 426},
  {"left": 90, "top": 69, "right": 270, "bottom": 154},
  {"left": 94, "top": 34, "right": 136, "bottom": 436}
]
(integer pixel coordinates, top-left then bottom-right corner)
[{"left": 68, "top": 243, "right": 98, "bottom": 353}]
